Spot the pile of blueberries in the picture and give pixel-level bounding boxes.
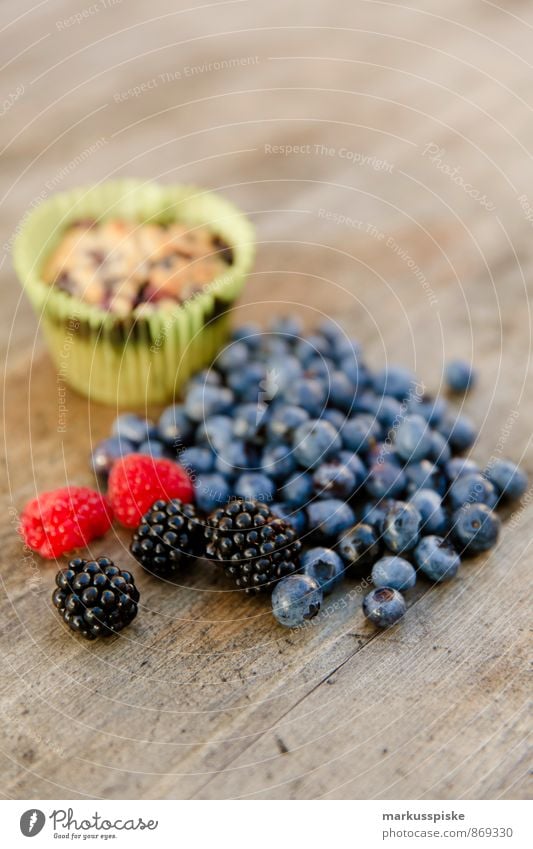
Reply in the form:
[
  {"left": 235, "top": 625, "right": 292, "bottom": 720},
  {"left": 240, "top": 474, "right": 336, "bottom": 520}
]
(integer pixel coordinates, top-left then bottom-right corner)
[{"left": 91, "top": 317, "right": 528, "bottom": 629}]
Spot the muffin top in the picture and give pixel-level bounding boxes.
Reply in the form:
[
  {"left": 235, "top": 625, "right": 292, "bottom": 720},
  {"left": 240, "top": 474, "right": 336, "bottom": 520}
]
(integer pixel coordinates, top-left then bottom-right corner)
[{"left": 42, "top": 218, "right": 233, "bottom": 316}]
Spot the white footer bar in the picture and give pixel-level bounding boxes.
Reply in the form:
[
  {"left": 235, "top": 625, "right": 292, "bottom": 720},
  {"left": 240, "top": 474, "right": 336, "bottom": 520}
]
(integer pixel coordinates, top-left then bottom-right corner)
[{"left": 3, "top": 799, "right": 530, "bottom": 848}]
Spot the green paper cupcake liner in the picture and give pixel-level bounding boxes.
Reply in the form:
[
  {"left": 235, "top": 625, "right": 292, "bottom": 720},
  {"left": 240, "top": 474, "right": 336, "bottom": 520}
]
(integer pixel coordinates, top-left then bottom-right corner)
[{"left": 12, "top": 179, "right": 255, "bottom": 406}]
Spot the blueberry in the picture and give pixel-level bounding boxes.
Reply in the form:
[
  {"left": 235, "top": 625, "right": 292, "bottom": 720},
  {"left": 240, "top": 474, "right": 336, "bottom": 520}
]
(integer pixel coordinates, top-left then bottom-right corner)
[
  {"left": 227, "top": 362, "right": 266, "bottom": 401},
  {"left": 404, "top": 460, "right": 446, "bottom": 496},
  {"left": 272, "top": 574, "right": 323, "bottom": 628},
  {"left": 196, "top": 415, "right": 233, "bottom": 451},
  {"left": 449, "top": 472, "right": 498, "bottom": 510},
  {"left": 438, "top": 413, "right": 477, "bottom": 452},
  {"left": 112, "top": 413, "right": 155, "bottom": 446},
  {"left": 407, "top": 393, "right": 447, "bottom": 426},
  {"left": 137, "top": 439, "right": 166, "bottom": 458},
  {"left": 233, "top": 403, "right": 267, "bottom": 443},
  {"left": 307, "top": 499, "right": 355, "bottom": 540},
  {"left": 270, "top": 503, "right": 307, "bottom": 535},
  {"left": 284, "top": 377, "right": 327, "bottom": 416},
  {"left": 269, "top": 315, "right": 303, "bottom": 337},
  {"left": 316, "top": 318, "right": 346, "bottom": 345},
  {"left": 215, "top": 441, "right": 256, "bottom": 476},
  {"left": 452, "top": 503, "right": 501, "bottom": 554},
  {"left": 445, "top": 359, "right": 477, "bottom": 393},
  {"left": 362, "top": 587, "right": 406, "bottom": 627},
  {"left": 179, "top": 447, "right": 215, "bottom": 476},
  {"left": 340, "top": 355, "right": 371, "bottom": 389},
  {"left": 261, "top": 444, "right": 297, "bottom": 481},
  {"left": 313, "top": 460, "right": 357, "bottom": 499},
  {"left": 382, "top": 501, "right": 422, "bottom": 553},
  {"left": 359, "top": 499, "right": 395, "bottom": 533},
  {"left": 158, "top": 404, "right": 194, "bottom": 446},
  {"left": 373, "top": 366, "right": 417, "bottom": 400},
  {"left": 90, "top": 436, "right": 135, "bottom": 476},
  {"left": 337, "top": 522, "right": 381, "bottom": 569},
  {"left": 486, "top": 458, "right": 528, "bottom": 501},
  {"left": 365, "top": 462, "right": 406, "bottom": 500},
  {"left": 342, "top": 414, "right": 381, "bottom": 454},
  {"left": 184, "top": 384, "right": 234, "bottom": 422},
  {"left": 414, "top": 535, "right": 460, "bottom": 582},
  {"left": 234, "top": 472, "right": 276, "bottom": 502},
  {"left": 302, "top": 547, "right": 344, "bottom": 594},
  {"left": 187, "top": 368, "right": 222, "bottom": 388},
  {"left": 395, "top": 414, "right": 433, "bottom": 462},
  {"left": 290, "top": 337, "right": 316, "bottom": 367},
  {"left": 445, "top": 457, "right": 480, "bottom": 481},
  {"left": 293, "top": 419, "right": 341, "bottom": 469},
  {"left": 352, "top": 391, "right": 380, "bottom": 416},
  {"left": 305, "top": 357, "right": 334, "bottom": 384},
  {"left": 264, "top": 354, "right": 302, "bottom": 393},
  {"left": 280, "top": 472, "right": 313, "bottom": 507},
  {"left": 267, "top": 404, "right": 310, "bottom": 442},
  {"left": 366, "top": 443, "right": 402, "bottom": 468},
  {"left": 427, "top": 430, "right": 452, "bottom": 466},
  {"left": 338, "top": 450, "right": 367, "bottom": 488},
  {"left": 294, "top": 334, "right": 331, "bottom": 363},
  {"left": 216, "top": 341, "right": 249, "bottom": 373},
  {"left": 260, "top": 335, "right": 291, "bottom": 358},
  {"left": 323, "top": 408, "right": 346, "bottom": 431},
  {"left": 331, "top": 335, "right": 363, "bottom": 362},
  {"left": 329, "top": 371, "right": 356, "bottom": 412},
  {"left": 409, "top": 488, "right": 449, "bottom": 535},
  {"left": 375, "top": 396, "right": 403, "bottom": 429},
  {"left": 195, "top": 474, "right": 231, "bottom": 513},
  {"left": 358, "top": 390, "right": 393, "bottom": 417},
  {"left": 372, "top": 556, "right": 416, "bottom": 591},
  {"left": 231, "top": 322, "right": 262, "bottom": 348}
]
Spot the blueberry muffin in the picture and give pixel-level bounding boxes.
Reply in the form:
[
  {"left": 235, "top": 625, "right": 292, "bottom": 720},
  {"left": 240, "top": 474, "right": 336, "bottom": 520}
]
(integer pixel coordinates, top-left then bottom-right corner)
[
  {"left": 42, "top": 218, "right": 233, "bottom": 316},
  {"left": 13, "top": 180, "right": 254, "bottom": 405}
]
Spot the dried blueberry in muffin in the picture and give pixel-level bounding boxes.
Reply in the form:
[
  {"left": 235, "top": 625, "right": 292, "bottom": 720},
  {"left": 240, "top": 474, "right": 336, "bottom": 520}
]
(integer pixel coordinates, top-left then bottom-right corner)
[{"left": 42, "top": 218, "right": 233, "bottom": 316}]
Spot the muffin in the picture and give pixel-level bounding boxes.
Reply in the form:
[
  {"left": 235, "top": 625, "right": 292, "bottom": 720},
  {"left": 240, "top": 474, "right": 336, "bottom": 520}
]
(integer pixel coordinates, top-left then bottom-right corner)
[{"left": 13, "top": 180, "right": 255, "bottom": 406}]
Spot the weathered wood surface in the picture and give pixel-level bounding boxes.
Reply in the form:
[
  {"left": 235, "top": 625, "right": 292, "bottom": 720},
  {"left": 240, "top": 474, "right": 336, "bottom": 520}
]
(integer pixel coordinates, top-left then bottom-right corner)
[{"left": 0, "top": 0, "right": 531, "bottom": 799}]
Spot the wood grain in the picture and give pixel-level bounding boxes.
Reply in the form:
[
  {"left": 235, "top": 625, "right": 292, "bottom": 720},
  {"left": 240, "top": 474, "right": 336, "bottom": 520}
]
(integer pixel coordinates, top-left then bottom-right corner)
[{"left": 0, "top": 0, "right": 531, "bottom": 800}]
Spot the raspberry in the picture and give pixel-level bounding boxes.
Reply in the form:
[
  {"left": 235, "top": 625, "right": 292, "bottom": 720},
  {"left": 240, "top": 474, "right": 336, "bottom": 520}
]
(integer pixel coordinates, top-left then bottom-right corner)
[
  {"left": 20, "top": 487, "right": 113, "bottom": 559},
  {"left": 108, "top": 454, "right": 194, "bottom": 528}
]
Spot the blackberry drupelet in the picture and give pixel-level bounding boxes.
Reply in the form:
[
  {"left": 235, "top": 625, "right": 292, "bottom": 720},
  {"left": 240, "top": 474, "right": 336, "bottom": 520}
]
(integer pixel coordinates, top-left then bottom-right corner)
[
  {"left": 130, "top": 499, "right": 204, "bottom": 578},
  {"left": 52, "top": 556, "right": 139, "bottom": 640},
  {"left": 205, "top": 499, "right": 302, "bottom": 594}
]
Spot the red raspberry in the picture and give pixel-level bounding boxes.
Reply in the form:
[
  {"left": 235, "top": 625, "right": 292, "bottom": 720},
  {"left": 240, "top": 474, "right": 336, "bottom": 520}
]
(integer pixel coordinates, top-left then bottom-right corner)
[
  {"left": 20, "top": 487, "right": 113, "bottom": 559},
  {"left": 108, "top": 454, "right": 194, "bottom": 528}
]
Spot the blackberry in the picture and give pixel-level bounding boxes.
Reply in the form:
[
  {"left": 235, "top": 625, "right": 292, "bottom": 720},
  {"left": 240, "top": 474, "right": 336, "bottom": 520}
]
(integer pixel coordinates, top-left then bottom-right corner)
[
  {"left": 52, "top": 557, "right": 139, "bottom": 640},
  {"left": 130, "top": 499, "right": 204, "bottom": 578},
  {"left": 205, "top": 499, "right": 302, "bottom": 594}
]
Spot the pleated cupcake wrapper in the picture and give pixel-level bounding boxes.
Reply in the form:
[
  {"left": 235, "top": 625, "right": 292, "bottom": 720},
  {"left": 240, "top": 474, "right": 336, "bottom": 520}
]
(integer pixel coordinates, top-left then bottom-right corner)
[{"left": 12, "top": 179, "right": 255, "bottom": 407}]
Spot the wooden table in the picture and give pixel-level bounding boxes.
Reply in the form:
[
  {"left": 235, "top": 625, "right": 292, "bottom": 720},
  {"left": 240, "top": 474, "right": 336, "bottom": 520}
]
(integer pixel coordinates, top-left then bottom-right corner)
[{"left": 1, "top": 0, "right": 531, "bottom": 800}]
